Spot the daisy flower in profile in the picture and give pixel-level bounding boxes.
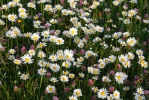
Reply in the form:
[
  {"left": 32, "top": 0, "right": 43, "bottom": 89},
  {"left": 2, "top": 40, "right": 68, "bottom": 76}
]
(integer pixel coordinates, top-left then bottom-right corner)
[
  {"left": 19, "top": 12, "right": 28, "bottom": 19},
  {"left": 30, "top": 33, "right": 40, "bottom": 42},
  {"left": 127, "top": 52, "right": 135, "bottom": 60},
  {"left": 20, "top": 74, "right": 29, "bottom": 80},
  {"left": 38, "top": 68, "right": 46, "bottom": 76},
  {"left": 18, "top": 7, "right": 26, "bottom": 13},
  {"left": 97, "top": 88, "right": 109, "bottom": 99},
  {"left": 37, "top": 50, "right": 46, "bottom": 58},
  {"left": 73, "top": 89, "right": 82, "bottom": 97},
  {"left": 46, "top": 85, "right": 56, "bottom": 93},
  {"left": 13, "top": 59, "right": 22, "bottom": 65},
  {"left": 50, "top": 77, "right": 58, "bottom": 83},
  {"left": 9, "top": 49, "right": 16, "bottom": 54},
  {"left": 27, "top": 2, "right": 36, "bottom": 9},
  {"left": 69, "top": 27, "right": 78, "bottom": 37},
  {"left": 60, "top": 75, "right": 68, "bottom": 82},
  {"left": 109, "top": 55, "right": 116, "bottom": 62},
  {"left": 136, "top": 49, "right": 143, "bottom": 56},
  {"left": 102, "top": 76, "right": 111, "bottom": 82},
  {"left": 96, "top": 26, "right": 104, "bottom": 33},
  {"left": 113, "top": 90, "right": 120, "bottom": 99},
  {"left": 13, "top": 0, "right": 20, "bottom": 3},
  {"left": 115, "top": 72, "right": 128, "bottom": 84},
  {"left": 69, "top": 73, "right": 75, "bottom": 79},
  {"left": 138, "top": 60, "right": 148, "bottom": 68},
  {"left": 126, "top": 37, "right": 137, "bottom": 47},
  {"left": 134, "top": 93, "right": 145, "bottom": 100},
  {"left": 21, "top": 54, "right": 33, "bottom": 64},
  {"left": 129, "top": 0, "right": 138, "bottom": 4},
  {"left": 0, "top": 19, "right": 5, "bottom": 25},
  {"left": 137, "top": 87, "right": 144, "bottom": 95},
  {"left": 37, "top": 42, "right": 47, "bottom": 48},
  {"left": 69, "top": 96, "right": 78, "bottom": 100},
  {"left": 92, "top": 87, "right": 99, "bottom": 93},
  {"left": 8, "top": 14, "right": 17, "bottom": 22}
]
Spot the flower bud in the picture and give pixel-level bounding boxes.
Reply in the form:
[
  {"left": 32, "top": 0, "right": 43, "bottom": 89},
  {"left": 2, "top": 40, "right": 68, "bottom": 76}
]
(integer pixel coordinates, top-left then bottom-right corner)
[
  {"left": 21, "top": 46, "right": 26, "bottom": 53},
  {"left": 109, "top": 86, "right": 115, "bottom": 92},
  {"left": 88, "top": 79, "right": 94, "bottom": 86}
]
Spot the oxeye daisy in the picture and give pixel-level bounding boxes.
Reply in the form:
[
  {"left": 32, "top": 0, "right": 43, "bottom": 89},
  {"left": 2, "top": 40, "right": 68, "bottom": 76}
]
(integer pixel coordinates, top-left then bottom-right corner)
[
  {"left": 13, "top": 59, "right": 22, "bottom": 65},
  {"left": 46, "top": 85, "right": 56, "bottom": 93},
  {"left": 115, "top": 72, "right": 128, "bottom": 84},
  {"left": 97, "top": 88, "right": 109, "bottom": 99},
  {"left": 30, "top": 33, "right": 40, "bottom": 41},
  {"left": 28, "top": 49, "right": 36, "bottom": 56},
  {"left": 50, "top": 64, "right": 60, "bottom": 72},
  {"left": 69, "top": 27, "right": 78, "bottom": 37},
  {"left": 60, "top": 75, "right": 68, "bottom": 82},
  {"left": 50, "top": 77, "right": 58, "bottom": 83},
  {"left": 73, "top": 89, "right": 82, "bottom": 97},
  {"left": 21, "top": 54, "right": 33, "bottom": 64},
  {"left": 69, "top": 73, "right": 75, "bottom": 79},
  {"left": 92, "top": 87, "right": 99, "bottom": 93},
  {"left": 27, "top": 2, "right": 36, "bottom": 9},
  {"left": 38, "top": 60, "right": 46, "bottom": 67},
  {"left": 18, "top": 7, "right": 26, "bottom": 13},
  {"left": 62, "top": 61, "right": 72, "bottom": 68},
  {"left": 9, "top": 49, "right": 16, "bottom": 54},
  {"left": 13, "top": 0, "right": 20, "bottom": 3},
  {"left": 137, "top": 87, "right": 144, "bottom": 95},
  {"left": 126, "top": 37, "right": 137, "bottom": 47},
  {"left": 20, "top": 74, "right": 29, "bottom": 80},
  {"left": 102, "top": 76, "right": 111, "bottom": 82},
  {"left": 109, "top": 55, "right": 116, "bottom": 62},
  {"left": 37, "top": 51, "right": 46, "bottom": 58},
  {"left": 8, "top": 14, "right": 17, "bottom": 22},
  {"left": 55, "top": 38, "right": 64, "bottom": 45},
  {"left": 49, "top": 54, "right": 57, "bottom": 62},
  {"left": 69, "top": 96, "right": 78, "bottom": 100},
  {"left": 37, "top": 42, "right": 47, "bottom": 48},
  {"left": 38, "top": 68, "right": 46, "bottom": 76},
  {"left": 113, "top": 90, "right": 120, "bottom": 99}
]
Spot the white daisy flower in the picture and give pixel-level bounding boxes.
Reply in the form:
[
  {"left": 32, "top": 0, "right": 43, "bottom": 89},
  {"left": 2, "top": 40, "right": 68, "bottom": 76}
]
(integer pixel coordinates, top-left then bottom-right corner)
[
  {"left": 73, "top": 89, "right": 82, "bottom": 97},
  {"left": 97, "top": 88, "right": 109, "bottom": 99},
  {"left": 46, "top": 85, "right": 56, "bottom": 93}
]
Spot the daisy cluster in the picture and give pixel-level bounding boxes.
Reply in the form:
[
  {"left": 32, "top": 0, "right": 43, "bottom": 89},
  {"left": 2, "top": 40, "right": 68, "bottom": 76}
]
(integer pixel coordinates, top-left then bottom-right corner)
[{"left": 0, "top": 0, "right": 149, "bottom": 100}]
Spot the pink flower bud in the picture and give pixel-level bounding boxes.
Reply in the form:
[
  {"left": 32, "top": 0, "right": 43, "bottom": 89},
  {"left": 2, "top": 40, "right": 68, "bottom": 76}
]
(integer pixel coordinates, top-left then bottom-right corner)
[
  {"left": 79, "top": 49, "right": 85, "bottom": 55},
  {"left": 13, "top": 86, "right": 18, "bottom": 92},
  {"left": 30, "top": 45, "right": 35, "bottom": 50},
  {"left": 81, "top": 66, "right": 86, "bottom": 71},
  {"left": 64, "top": 87, "right": 70, "bottom": 93},
  {"left": 52, "top": 96, "right": 59, "bottom": 100},
  {"left": 144, "top": 14, "right": 148, "bottom": 19},
  {"left": 109, "top": 86, "right": 115, "bottom": 92},
  {"left": 45, "top": 23, "right": 50, "bottom": 28},
  {"left": 0, "top": 47, "right": 5, "bottom": 51},
  {"left": 21, "top": 46, "right": 26, "bottom": 53},
  {"left": 88, "top": 79, "right": 94, "bottom": 86},
  {"left": 117, "top": 64, "right": 121, "bottom": 69},
  {"left": 79, "top": 0, "right": 83, "bottom": 5},
  {"left": 46, "top": 72, "right": 52, "bottom": 78},
  {"left": 60, "top": 0, "right": 64, "bottom": 5},
  {"left": 144, "top": 90, "right": 149, "bottom": 95}
]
